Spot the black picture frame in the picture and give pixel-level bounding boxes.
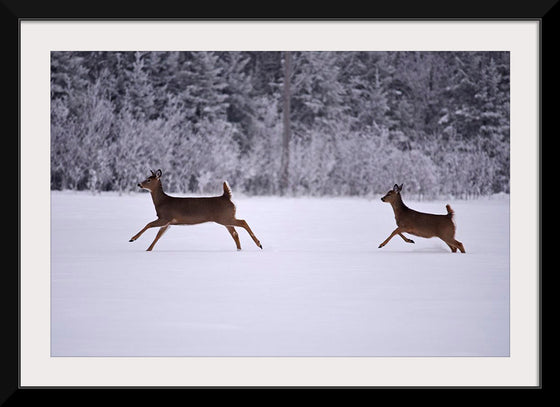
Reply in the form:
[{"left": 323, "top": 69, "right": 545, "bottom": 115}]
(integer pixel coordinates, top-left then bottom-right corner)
[{"left": 9, "top": 0, "right": 550, "bottom": 401}]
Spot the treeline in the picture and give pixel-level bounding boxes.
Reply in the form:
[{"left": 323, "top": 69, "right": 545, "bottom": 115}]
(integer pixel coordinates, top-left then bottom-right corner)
[{"left": 51, "top": 51, "right": 509, "bottom": 198}]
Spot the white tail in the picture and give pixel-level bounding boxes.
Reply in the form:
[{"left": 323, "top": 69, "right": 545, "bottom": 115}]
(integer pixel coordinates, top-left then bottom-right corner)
[
  {"left": 378, "top": 184, "right": 465, "bottom": 253},
  {"left": 129, "top": 170, "right": 262, "bottom": 251}
]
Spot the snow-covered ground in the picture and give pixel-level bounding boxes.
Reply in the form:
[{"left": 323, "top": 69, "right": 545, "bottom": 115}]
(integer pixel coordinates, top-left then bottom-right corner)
[{"left": 50, "top": 191, "right": 509, "bottom": 357}]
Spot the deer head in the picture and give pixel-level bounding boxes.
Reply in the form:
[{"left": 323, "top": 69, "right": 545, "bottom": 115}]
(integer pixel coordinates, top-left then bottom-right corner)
[
  {"left": 381, "top": 183, "right": 403, "bottom": 203},
  {"left": 137, "top": 169, "right": 162, "bottom": 192}
]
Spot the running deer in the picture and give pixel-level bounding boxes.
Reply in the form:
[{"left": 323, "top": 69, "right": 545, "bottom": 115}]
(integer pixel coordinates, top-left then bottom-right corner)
[
  {"left": 129, "top": 169, "right": 263, "bottom": 251},
  {"left": 378, "top": 184, "right": 465, "bottom": 253}
]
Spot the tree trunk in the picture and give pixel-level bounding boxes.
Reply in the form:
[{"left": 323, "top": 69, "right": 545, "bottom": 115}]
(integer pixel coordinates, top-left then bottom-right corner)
[{"left": 279, "top": 51, "right": 292, "bottom": 195}]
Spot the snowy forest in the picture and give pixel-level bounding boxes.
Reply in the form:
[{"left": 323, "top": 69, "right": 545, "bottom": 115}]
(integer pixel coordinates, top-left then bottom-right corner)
[{"left": 50, "top": 51, "right": 510, "bottom": 198}]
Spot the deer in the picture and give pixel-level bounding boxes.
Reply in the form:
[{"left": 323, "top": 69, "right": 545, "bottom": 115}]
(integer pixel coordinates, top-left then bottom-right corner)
[
  {"left": 129, "top": 169, "right": 263, "bottom": 252},
  {"left": 378, "top": 184, "right": 465, "bottom": 253}
]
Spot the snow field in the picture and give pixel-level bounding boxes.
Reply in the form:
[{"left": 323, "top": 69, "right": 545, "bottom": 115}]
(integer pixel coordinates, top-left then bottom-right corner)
[{"left": 51, "top": 191, "right": 509, "bottom": 357}]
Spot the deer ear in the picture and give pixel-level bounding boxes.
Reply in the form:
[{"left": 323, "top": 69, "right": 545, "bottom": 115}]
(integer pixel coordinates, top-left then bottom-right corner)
[
  {"left": 155, "top": 169, "right": 162, "bottom": 178},
  {"left": 393, "top": 184, "right": 400, "bottom": 191},
  {"left": 398, "top": 184, "right": 403, "bottom": 191},
  {"left": 150, "top": 170, "right": 155, "bottom": 176}
]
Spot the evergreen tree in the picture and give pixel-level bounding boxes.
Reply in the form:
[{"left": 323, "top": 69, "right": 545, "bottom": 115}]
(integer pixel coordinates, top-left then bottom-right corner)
[
  {"left": 218, "top": 52, "right": 256, "bottom": 154},
  {"left": 50, "top": 50, "right": 510, "bottom": 197},
  {"left": 124, "top": 51, "right": 157, "bottom": 120},
  {"left": 179, "top": 52, "right": 229, "bottom": 124},
  {"left": 290, "top": 51, "right": 347, "bottom": 131}
]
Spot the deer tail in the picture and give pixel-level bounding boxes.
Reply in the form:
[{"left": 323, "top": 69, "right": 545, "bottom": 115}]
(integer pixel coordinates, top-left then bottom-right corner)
[
  {"left": 223, "top": 181, "right": 232, "bottom": 199},
  {"left": 446, "top": 204, "right": 454, "bottom": 217}
]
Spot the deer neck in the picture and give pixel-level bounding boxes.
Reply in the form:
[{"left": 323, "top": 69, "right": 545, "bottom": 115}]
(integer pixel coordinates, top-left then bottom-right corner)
[
  {"left": 150, "top": 183, "right": 167, "bottom": 208},
  {"left": 390, "top": 194, "right": 409, "bottom": 221}
]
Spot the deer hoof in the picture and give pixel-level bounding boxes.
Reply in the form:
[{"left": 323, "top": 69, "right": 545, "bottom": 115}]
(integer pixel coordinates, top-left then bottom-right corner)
[{"left": 259, "top": 244, "right": 263, "bottom": 249}]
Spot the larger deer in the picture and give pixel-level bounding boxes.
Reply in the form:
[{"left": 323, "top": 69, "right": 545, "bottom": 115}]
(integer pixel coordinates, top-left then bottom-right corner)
[
  {"left": 129, "top": 169, "right": 263, "bottom": 251},
  {"left": 378, "top": 184, "right": 465, "bottom": 253}
]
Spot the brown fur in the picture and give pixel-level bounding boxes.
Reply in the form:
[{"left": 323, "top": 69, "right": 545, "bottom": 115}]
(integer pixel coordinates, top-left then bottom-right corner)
[
  {"left": 378, "top": 184, "right": 465, "bottom": 253},
  {"left": 129, "top": 170, "right": 262, "bottom": 251}
]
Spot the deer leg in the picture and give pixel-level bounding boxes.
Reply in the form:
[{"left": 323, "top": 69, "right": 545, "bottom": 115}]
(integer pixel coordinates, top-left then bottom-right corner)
[
  {"left": 442, "top": 238, "right": 465, "bottom": 253},
  {"left": 445, "top": 242, "right": 458, "bottom": 252},
  {"left": 378, "top": 228, "right": 402, "bottom": 248},
  {"left": 225, "top": 226, "right": 242, "bottom": 250},
  {"left": 129, "top": 218, "right": 169, "bottom": 242},
  {"left": 232, "top": 219, "right": 262, "bottom": 249},
  {"left": 453, "top": 239, "right": 466, "bottom": 253},
  {"left": 398, "top": 233, "right": 415, "bottom": 244},
  {"left": 146, "top": 224, "right": 170, "bottom": 251}
]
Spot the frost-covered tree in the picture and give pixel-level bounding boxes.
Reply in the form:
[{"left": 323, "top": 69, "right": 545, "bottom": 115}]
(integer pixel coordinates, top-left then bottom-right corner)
[
  {"left": 51, "top": 51, "right": 510, "bottom": 197},
  {"left": 124, "top": 52, "right": 157, "bottom": 120},
  {"left": 291, "top": 51, "right": 348, "bottom": 130},
  {"left": 217, "top": 52, "right": 255, "bottom": 154},
  {"left": 179, "top": 52, "right": 229, "bottom": 124}
]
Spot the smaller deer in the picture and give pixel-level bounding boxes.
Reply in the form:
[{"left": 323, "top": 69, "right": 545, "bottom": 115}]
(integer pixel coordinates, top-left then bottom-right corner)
[
  {"left": 378, "top": 184, "right": 465, "bottom": 253},
  {"left": 129, "top": 169, "right": 263, "bottom": 251}
]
